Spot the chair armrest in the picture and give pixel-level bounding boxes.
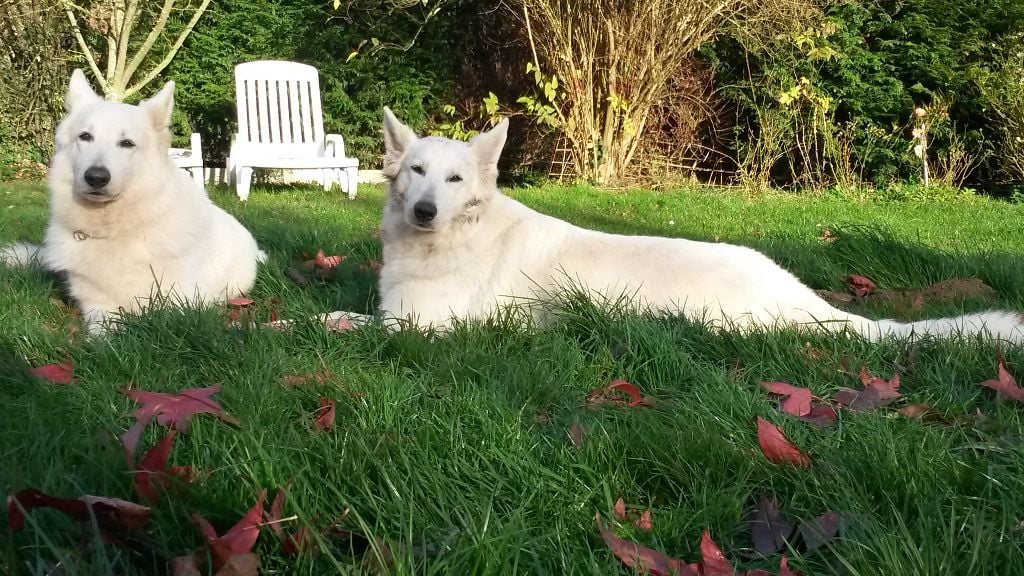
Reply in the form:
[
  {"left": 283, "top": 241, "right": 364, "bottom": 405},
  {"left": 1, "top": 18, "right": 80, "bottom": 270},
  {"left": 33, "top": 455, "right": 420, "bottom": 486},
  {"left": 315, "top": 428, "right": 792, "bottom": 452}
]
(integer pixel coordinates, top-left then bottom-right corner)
[{"left": 324, "top": 134, "right": 347, "bottom": 159}]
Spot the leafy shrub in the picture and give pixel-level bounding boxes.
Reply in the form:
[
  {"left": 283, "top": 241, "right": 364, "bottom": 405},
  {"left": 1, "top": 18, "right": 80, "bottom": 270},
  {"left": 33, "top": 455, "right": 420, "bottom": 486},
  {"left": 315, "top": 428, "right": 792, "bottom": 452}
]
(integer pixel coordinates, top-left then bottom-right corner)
[{"left": 707, "top": 0, "right": 1024, "bottom": 188}]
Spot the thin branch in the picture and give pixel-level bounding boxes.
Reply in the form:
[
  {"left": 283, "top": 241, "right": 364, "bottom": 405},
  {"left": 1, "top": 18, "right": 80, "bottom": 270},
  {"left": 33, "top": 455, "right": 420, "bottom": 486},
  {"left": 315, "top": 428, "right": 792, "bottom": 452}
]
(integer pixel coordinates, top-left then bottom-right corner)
[
  {"left": 60, "top": 0, "right": 108, "bottom": 92},
  {"left": 123, "top": 0, "right": 211, "bottom": 100},
  {"left": 121, "top": 0, "right": 175, "bottom": 84},
  {"left": 114, "top": 0, "right": 141, "bottom": 88}
]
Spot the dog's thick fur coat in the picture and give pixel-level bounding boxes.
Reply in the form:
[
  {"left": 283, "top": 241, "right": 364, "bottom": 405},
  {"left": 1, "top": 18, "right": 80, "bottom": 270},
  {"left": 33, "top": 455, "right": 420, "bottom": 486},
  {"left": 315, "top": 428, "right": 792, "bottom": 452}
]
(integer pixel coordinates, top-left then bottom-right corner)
[
  {"left": 0, "top": 71, "right": 265, "bottom": 333},
  {"left": 377, "top": 108, "right": 1024, "bottom": 341}
]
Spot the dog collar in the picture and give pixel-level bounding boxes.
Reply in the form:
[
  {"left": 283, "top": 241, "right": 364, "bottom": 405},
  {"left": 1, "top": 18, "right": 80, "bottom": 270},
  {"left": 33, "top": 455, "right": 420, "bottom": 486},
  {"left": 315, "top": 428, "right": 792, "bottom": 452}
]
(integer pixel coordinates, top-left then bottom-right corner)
[{"left": 72, "top": 230, "right": 104, "bottom": 241}]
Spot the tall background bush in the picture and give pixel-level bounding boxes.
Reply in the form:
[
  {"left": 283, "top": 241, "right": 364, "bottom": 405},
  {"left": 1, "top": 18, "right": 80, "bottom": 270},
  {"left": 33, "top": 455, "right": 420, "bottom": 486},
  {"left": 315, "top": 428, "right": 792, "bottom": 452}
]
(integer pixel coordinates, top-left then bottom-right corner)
[{"left": 3, "top": 0, "right": 1024, "bottom": 190}]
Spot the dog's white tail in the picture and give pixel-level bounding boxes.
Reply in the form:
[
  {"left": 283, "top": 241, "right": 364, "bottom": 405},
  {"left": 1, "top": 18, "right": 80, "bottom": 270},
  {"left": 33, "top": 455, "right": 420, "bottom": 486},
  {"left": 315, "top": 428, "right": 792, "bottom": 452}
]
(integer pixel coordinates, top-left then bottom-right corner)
[
  {"left": 0, "top": 242, "right": 42, "bottom": 267},
  {"left": 855, "top": 310, "right": 1024, "bottom": 342}
]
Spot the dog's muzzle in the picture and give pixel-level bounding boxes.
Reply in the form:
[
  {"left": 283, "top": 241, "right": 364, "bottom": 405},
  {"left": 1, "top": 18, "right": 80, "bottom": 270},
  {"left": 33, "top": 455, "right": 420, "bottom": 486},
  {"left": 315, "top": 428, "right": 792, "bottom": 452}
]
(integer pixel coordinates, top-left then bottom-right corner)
[
  {"left": 79, "top": 165, "right": 116, "bottom": 202},
  {"left": 413, "top": 200, "right": 437, "bottom": 224},
  {"left": 84, "top": 165, "right": 110, "bottom": 189}
]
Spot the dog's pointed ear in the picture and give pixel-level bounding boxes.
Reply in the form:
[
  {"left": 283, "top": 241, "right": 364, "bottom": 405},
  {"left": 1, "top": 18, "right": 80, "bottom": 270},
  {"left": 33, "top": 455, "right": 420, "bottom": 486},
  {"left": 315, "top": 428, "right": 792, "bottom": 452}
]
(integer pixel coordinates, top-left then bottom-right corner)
[
  {"left": 469, "top": 118, "right": 509, "bottom": 178},
  {"left": 140, "top": 80, "right": 175, "bottom": 129},
  {"left": 66, "top": 69, "right": 100, "bottom": 111},
  {"left": 382, "top": 107, "right": 417, "bottom": 177}
]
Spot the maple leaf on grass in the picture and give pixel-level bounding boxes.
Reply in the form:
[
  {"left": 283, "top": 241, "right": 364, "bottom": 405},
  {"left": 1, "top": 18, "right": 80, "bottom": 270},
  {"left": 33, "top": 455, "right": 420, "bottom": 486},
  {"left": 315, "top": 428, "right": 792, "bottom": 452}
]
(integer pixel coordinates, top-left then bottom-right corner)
[
  {"left": 746, "top": 496, "right": 794, "bottom": 555},
  {"left": 761, "top": 381, "right": 812, "bottom": 417},
  {"left": 568, "top": 422, "right": 589, "bottom": 449},
  {"left": 833, "top": 367, "right": 901, "bottom": 412},
  {"left": 191, "top": 490, "right": 266, "bottom": 569},
  {"left": 133, "top": 430, "right": 194, "bottom": 503},
  {"left": 8, "top": 488, "right": 150, "bottom": 533},
  {"left": 799, "top": 405, "right": 838, "bottom": 427},
  {"left": 121, "top": 384, "right": 239, "bottom": 462},
  {"left": 756, "top": 417, "right": 811, "bottom": 467},
  {"left": 314, "top": 398, "right": 336, "bottom": 431},
  {"left": 847, "top": 274, "right": 876, "bottom": 297},
  {"left": 266, "top": 486, "right": 323, "bottom": 556},
  {"left": 586, "top": 379, "right": 653, "bottom": 409},
  {"left": 798, "top": 511, "right": 841, "bottom": 551},
  {"left": 699, "top": 531, "right": 736, "bottom": 576},
  {"left": 761, "top": 381, "right": 837, "bottom": 426},
  {"left": 30, "top": 361, "right": 75, "bottom": 384},
  {"left": 779, "top": 555, "right": 802, "bottom": 576},
  {"left": 613, "top": 497, "right": 653, "bottom": 531},
  {"left": 595, "top": 513, "right": 696, "bottom": 576},
  {"left": 979, "top": 358, "right": 1024, "bottom": 403}
]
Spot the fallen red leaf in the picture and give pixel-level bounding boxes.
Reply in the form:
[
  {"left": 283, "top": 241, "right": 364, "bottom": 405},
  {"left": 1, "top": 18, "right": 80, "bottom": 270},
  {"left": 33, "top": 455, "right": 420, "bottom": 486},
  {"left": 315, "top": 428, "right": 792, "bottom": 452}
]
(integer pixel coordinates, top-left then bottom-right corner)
[
  {"left": 833, "top": 367, "right": 901, "bottom": 411},
  {"left": 568, "top": 422, "right": 588, "bottom": 448},
  {"left": 192, "top": 490, "right": 266, "bottom": 568},
  {"left": 635, "top": 509, "right": 653, "bottom": 531},
  {"left": 898, "top": 403, "right": 933, "bottom": 418},
  {"left": 281, "top": 370, "right": 334, "bottom": 387},
  {"left": 313, "top": 250, "right": 344, "bottom": 269},
  {"left": 761, "top": 381, "right": 812, "bottom": 417},
  {"left": 587, "top": 379, "right": 652, "bottom": 409},
  {"left": 798, "top": 511, "right": 841, "bottom": 551},
  {"left": 756, "top": 417, "right": 811, "bottom": 467},
  {"left": 133, "top": 430, "right": 194, "bottom": 503},
  {"left": 699, "top": 531, "right": 735, "bottom": 576},
  {"left": 779, "top": 555, "right": 802, "bottom": 576},
  {"left": 747, "top": 496, "right": 793, "bottom": 555},
  {"left": 613, "top": 498, "right": 627, "bottom": 520},
  {"left": 612, "top": 498, "right": 653, "bottom": 531},
  {"left": 595, "top": 513, "right": 696, "bottom": 576},
  {"left": 30, "top": 361, "right": 75, "bottom": 384},
  {"left": 8, "top": 488, "right": 150, "bottom": 532},
  {"left": 847, "top": 274, "right": 876, "bottom": 297},
  {"left": 799, "top": 404, "right": 838, "bottom": 426},
  {"left": 314, "top": 398, "right": 336, "bottom": 431},
  {"left": 226, "top": 297, "right": 255, "bottom": 307},
  {"left": 121, "top": 384, "right": 238, "bottom": 462},
  {"left": 979, "top": 359, "right": 1024, "bottom": 403}
]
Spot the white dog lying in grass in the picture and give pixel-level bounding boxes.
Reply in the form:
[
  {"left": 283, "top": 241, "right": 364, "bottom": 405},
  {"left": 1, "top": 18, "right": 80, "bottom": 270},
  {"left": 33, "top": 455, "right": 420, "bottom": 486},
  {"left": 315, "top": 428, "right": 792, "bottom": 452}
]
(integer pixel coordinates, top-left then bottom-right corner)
[
  {"left": 0, "top": 70, "right": 266, "bottom": 334},
  {"left": 376, "top": 107, "right": 1024, "bottom": 342}
]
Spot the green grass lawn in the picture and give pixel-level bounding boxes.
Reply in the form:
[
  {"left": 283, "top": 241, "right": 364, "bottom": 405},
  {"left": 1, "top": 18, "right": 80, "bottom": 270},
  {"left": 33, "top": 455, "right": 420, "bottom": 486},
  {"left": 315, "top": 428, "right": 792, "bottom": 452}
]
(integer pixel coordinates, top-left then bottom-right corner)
[{"left": 2, "top": 180, "right": 1024, "bottom": 575}]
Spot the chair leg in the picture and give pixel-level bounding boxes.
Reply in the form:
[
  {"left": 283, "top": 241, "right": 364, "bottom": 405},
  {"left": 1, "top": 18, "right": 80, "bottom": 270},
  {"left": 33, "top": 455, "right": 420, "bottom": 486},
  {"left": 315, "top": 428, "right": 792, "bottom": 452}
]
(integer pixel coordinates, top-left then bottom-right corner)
[
  {"left": 346, "top": 169, "right": 358, "bottom": 200},
  {"left": 191, "top": 166, "right": 206, "bottom": 195},
  {"left": 237, "top": 166, "right": 253, "bottom": 201},
  {"left": 321, "top": 169, "right": 330, "bottom": 191}
]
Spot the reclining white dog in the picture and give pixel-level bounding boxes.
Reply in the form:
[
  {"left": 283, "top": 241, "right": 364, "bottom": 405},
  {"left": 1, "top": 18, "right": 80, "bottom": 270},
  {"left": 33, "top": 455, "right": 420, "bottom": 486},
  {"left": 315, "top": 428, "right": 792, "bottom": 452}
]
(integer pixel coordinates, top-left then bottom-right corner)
[{"left": 377, "top": 107, "right": 1024, "bottom": 342}]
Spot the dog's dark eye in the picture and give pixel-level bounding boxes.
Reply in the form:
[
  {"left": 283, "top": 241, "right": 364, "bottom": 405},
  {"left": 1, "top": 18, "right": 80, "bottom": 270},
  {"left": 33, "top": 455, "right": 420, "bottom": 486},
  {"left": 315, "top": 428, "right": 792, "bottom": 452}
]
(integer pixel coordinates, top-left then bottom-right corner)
[
  {"left": 118, "top": 139, "right": 136, "bottom": 149},
  {"left": 447, "top": 174, "right": 463, "bottom": 183},
  {"left": 411, "top": 164, "right": 424, "bottom": 175},
  {"left": 78, "top": 132, "right": 93, "bottom": 142}
]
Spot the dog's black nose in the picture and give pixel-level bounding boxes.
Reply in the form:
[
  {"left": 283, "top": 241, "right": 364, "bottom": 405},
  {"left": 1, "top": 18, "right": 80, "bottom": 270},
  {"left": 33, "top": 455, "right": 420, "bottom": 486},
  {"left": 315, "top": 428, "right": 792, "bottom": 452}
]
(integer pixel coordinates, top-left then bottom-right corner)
[
  {"left": 413, "top": 200, "right": 437, "bottom": 223},
  {"left": 84, "top": 166, "right": 111, "bottom": 189}
]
